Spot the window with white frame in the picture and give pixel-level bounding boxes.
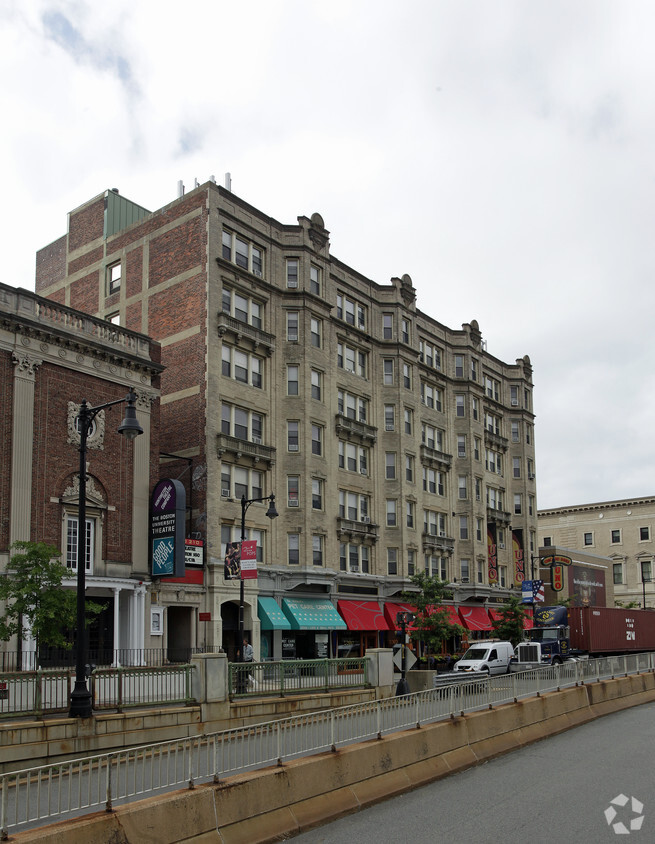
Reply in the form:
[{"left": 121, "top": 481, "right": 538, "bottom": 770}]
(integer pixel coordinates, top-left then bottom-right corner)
[
  {"left": 338, "top": 343, "right": 367, "bottom": 377},
  {"left": 287, "top": 365, "right": 299, "bottom": 395},
  {"left": 221, "top": 403, "right": 263, "bottom": 443},
  {"left": 310, "top": 264, "right": 321, "bottom": 295},
  {"left": 420, "top": 383, "right": 443, "bottom": 411},
  {"left": 476, "top": 517, "right": 484, "bottom": 542},
  {"left": 454, "top": 355, "right": 464, "bottom": 378},
  {"left": 457, "top": 435, "right": 467, "bottom": 458},
  {"left": 387, "top": 548, "right": 398, "bottom": 575},
  {"left": 340, "top": 542, "right": 370, "bottom": 573},
  {"left": 487, "top": 487, "right": 504, "bottom": 510},
  {"left": 613, "top": 563, "right": 623, "bottom": 584},
  {"left": 312, "top": 478, "right": 323, "bottom": 510},
  {"left": 386, "top": 499, "right": 397, "bottom": 527},
  {"left": 312, "top": 535, "right": 324, "bottom": 566},
  {"left": 286, "top": 311, "right": 299, "bottom": 341},
  {"left": 474, "top": 437, "right": 481, "bottom": 461},
  {"left": 419, "top": 340, "right": 442, "bottom": 370},
  {"left": 401, "top": 318, "right": 410, "bottom": 344},
  {"left": 222, "top": 230, "right": 264, "bottom": 276},
  {"left": 288, "top": 534, "right": 300, "bottom": 565},
  {"left": 407, "top": 548, "right": 415, "bottom": 576},
  {"left": 472, "top": 398, "right": 479, "bottom": 420},
  {"left": 382, "top": 313, "right": 393, "bottom": 339},
  {"left": 485, "top": 412, "right": 501, "bottom": 435},
  {"left": 423, "top": 466, "right": 444, "bottom": 496},
  {"left": 512, "top": 457, "right": 521, "bottom": 478},
  {"left": 383, "top": 359, "right": 394, "bottom": 385},
  {"left": 311, "top": 423, "right": 323, "bottom": 456},
  {"left": 484, "top": 375, "right": 500, "bottom": 401},
  {"left": 287, "top": 420, "right": 299, "bottom": 451},
  {"left": 404, "top": 407, "right": 413, "bottom": 434},
  {"left": 384, "top": 404, "right": 395, "bottom": 431},
  {"left": 460, "top": 558, "right": 470, "bottom": 582},
  {"left": 221, "top": 345, "right": 262, "bottom": 387},
  {"left": 403, "top": 363, "right": 411, "bottom": 389},
  {"left": 107, "top": 262, "right": 121, "bottom": 295},
  {"left": 337, "top": 390, "right": 368, "bottom": 422},
  {"left": 310, "top": 317, "right": 322, "bottom": 348},
  {"left": 421, "top": 423, "right": 444, "bottom": 451},
  {"left": 405, "top": 454, "right": 414, "bottom": 482},
  {"left": 514, "top": 493, "right": 522, "bottom": 514},
  {"left": 220, "top": 464, "right": 263, "bottom": 500},
  {"left": 485, "top": 448, "right": 502, "bottom": 475},
  {"left": 424, "top": 509, "right": 447, "bottom": 537},
  {"left": 385, "top": 452, "right": 396, "bottom": 480},
  {"left": 459, "top": 516, "right": 469, "bottom": 540},
  {"left": 66, "top": 516, "right": 95, "bottom": 573},
  {"left": 477, "top": 560, "right": 485, "bottom": 583},
  {"left": 338, "top": 490, "right": 370, "bottom": 521},
  {"left": 510, "top": 385, "right": 519, "bottom": 406},
  {"left": 310, "top": 369, "right": 322, "bottom": 401},
  {"left": 406, "top": 501, "right": 415, "bottom": 528},
  {"left": 222, "top": 288, "right": 263, "bottom": 329},
  {"left": 471, "top": 358, "right": 478, "bottom": 381},
  {"left": 287, "top": 475, "right": 300, "bottom": 507},
  {"left": 458, "top": 475, "right": 467, "bottom": 500},
  {"left": 456, "top": 394, "right": 465, "bottom": 417},
  {"left": 286, "top": 259, "right": 299, "bottom": 288},
  {"left": 336, "top": 293, "right": 366, "bottom": 329},
  {"left": 338, "top": 441, "right": 369, "bottom": 475},
  {"left": 511, "top": 421, "right": 520, "bottom": 443}
]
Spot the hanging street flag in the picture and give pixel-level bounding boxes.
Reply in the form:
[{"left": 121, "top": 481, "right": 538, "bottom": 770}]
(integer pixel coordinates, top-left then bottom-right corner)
[
  {"left": 224, "top": 542, "right": 241, "bottom": 580},
  {"left": 532, "top": 580, "right": 545, "bottom": 602},
  {"left": 240, "top": 539, "right": 258, "bottom": 579}
]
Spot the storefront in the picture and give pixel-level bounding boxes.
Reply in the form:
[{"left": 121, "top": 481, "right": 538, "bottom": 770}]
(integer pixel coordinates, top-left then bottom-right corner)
[
  {"left": 257, "top": 597, "right": 292, "bottom": 660},
  {"left": 280, "top": 597, "right": 347, "bottom": 659},
  {"left": 335, "top": 600, "right": 390, "bottom": 656}
]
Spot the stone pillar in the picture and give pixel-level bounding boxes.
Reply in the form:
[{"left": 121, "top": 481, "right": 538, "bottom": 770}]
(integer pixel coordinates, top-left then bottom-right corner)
[{"left": 9, "top": 352, "right": 42, "bottom": 544}]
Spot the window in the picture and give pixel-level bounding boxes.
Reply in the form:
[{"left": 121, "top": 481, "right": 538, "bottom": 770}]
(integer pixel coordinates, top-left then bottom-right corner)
[
  {"left": 287, "top": 475, "right": 300, "bottom": 507},
  {"left": 286, "top": 311, "right": 299, "bottom": 341},
  {"left": 287, "top": 365, "right": 299, "bottom": 395},
  {"left": 457, "top": 435, "right": 466, "bottom": 458},
  {"left": 514, "top": 493, "right": 522, "bottom": 515},
  {"left": 340, "top": 542, "right": 370, "bottom": 573},
  {"left": 528, "top": 495, "right": 535, "bottom": 516},
  {"left": 420, "top": 383, "right": 443, "bottom": 411},
  {"left": 222, "top": 345, "right": 262, "bottom": 387},
  {"left": 338, "top": 343, "right": 367, "bottom": 377},
  {"left": 337, "top": 294, "right": 366, "bottom": 329},
  {"left": 543, "top": 536, "right": 552, "bottom": 547},
  {"left": 510, "top": 385, "right": 519, "bottom": 406},
  {"left": 385, "top": 452, "right": 396, "bottom": 480},
  {"left": 458, "top": 475, "right": 467, "bottom": 500},
  {"left": 383, "top": 359, "right": 394, "bottom": 385},
  {"left": 472, "top": 398, "right": 479, "bottom": 421},
  {"left": 287, "top": 421, "right": 299, "bottom": 452},
  {"left": 476, "top": 518, "right": 484, "bottom": 542},
  {"left": 611, "top": 529, "right": 621, "bottom": 544},
  {"left": 511, "top": 421, "right": 520, "bottom": 443},
  {"left": 66, "top": 516, "right": 95, "bottom": 573},
  {"left": 338, "top": 490, "right": 371, "bottom": 521},
  {"left": 475, "top": 478, "right": 482, "bottom": 501},
  {"left": 338, "top": 441, "right": 369, "bottom": 474},
  {"left": 455, "top": 395, "right": 465, "bottom": 417},
  {"left": 310, "top": 369, "right": 322, "bottom": 401},
  {"left": 405, "top": 454, "right": 414, "bottom": 482},
  {"left": 383, "top": 313, "right": 393, "bottom": 339},
  {"left": 499, "top": 566, "right": 507, "bottom": 588},
  {"left": 288, "top": 534, "right": 300, "bottom": 565},
  {"left": 423, "top": 467, "right": 445, "bottom": 496},
  {"left": 459, "top": 516, "right": 469, "bottom": 540},
  {"left": 485, "top": 449, "right": 502, "bottom": 474},
  {"left": 477, "top": 560, "right": 485, "bottom": 583},
  {"left": 474, "top": 437, "right": 481, "bottom": 461},
  {"left": 107, "top": 262, "right": 121, "bottom": 295},
  {"left": 221, "top": 404, "right": 263, "bottom": 443},
  {"left": 487, "top": 487, "right": 504, "bottom": 510},
  {"left": 460, "top": 559, "right": 470, "bottom": 583},
  {"left": 401, "top": 319, "right": 410, "bottom": 344},
  {"left": 526, "top": 425, "right": 533, "bottom": 445},
  {"left": 286, "top": 259, "right": 299, "bottom": 288},
  {"left": 485, "top": 413, "right": 501, "bottom": 435},
  {"left": 222, "top": 289, "right": 263, "bottom": 328},
  {"left": 387, "top": 548, "right": 398, "bottom": 575},
  {"left": 310, "top": 318, "right": 322, "bottom": 348},
  {"left": 312, "top": 535, "right": 323, "bottom": 566},
  {"left": 613, "top": 563, "right": 623, "bottom": 585},
  {"left": 424, "top": 509, "right": 447, "bottom": 537},
  {"left": 455, "top": 355, "right": 464, "bottom": 378},
  {"left": 404, "top": 408, "right": 413, "bottom": 435},
  {"left": 403, "top": 363, "right": 412, "bottom": 389},
  {"left": 524, "top": 389, "right": 531, "bottom": 410},
  {"left": 424, "top": 554, "right": 439, "bottom": 577},
  {"left": 220, "top": 465, "right": 263, "bottom": 500},
  {"left": 419, "top": 340, "right": 442, "bottom": 370},
  {"left": 311, "top": 424, "right": 323, "bottom": 456},
  {"left": 107, "top": 311, "right": 120, "bottom": 325},
  {"left": 386, "top": 500, "right": 397, "bottom": 527},
  {"left": 471, "top": 358, "right": 478, "bottom": 381},
  {"left": 338, "top": 390, "right": 368, "bottom": 422},
  {"left": 527, "top": 458, "right": 535, "bottom": 479},
  {"left": 642, "top": 561, "right": 652, "bottom": 582},
  {"left": 422, "top": 424, "right": 444, "bottom": 451},
  {"left": 583, "top": 532, "right": 593, "bottom": 546},
  {"left": 484, "top": 376, "right": 500, "bottom": 401},
  {"left": 406, "top": 501, "right": 415, "bottom": 528},
  {"left": 310, "top": 265, "right": 321, "bottom": 295},
  {"left": 384, "top": 404, "right": 395, "bottom": 431},
  {"left": 222, "top": 230, "right": 263, "bottom": 276},
  {"left": 640, "top": 527, "right": 651, "bottom": 541},
  {"left": 312, "top": 478, "right": 323, "bottom": 510},
  {"left": 512, "top": 457, "right": 521, "bottom": 478},
  {"left": 407, "top": 548, "right": 415, "bottom": 576}
]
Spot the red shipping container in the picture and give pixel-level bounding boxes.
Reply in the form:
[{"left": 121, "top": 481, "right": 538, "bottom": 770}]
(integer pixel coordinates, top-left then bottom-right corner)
[{"left": 569, "top": 606, "right": 655, "bottom": 654}]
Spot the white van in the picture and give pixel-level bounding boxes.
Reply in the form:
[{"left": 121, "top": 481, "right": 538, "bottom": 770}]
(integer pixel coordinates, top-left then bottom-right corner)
[{"left": 453, "top": 641, "right": 514, "bottom": 675}]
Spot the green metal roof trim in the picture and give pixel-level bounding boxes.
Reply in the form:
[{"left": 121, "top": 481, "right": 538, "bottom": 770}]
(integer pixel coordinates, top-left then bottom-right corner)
[
  {"left": 257, "top": 597, "right": 291, "bottom": 631},
  {"left": 104, "top": 190, "right": 151, "bottom": 238},
  {"left": 281, "top": 597, "right": 347, "bottom": 631}
]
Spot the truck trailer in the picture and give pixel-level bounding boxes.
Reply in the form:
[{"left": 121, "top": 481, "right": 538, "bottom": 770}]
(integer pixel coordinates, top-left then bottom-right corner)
[{"left": 512, "top": 605, "right": 655, "bottom": 670}]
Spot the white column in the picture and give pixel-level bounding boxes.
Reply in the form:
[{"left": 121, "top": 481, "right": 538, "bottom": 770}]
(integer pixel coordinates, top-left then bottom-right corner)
[
  {"left": 137, "top": 586, "right": 146, "bottom": 665},
  {"left": 112, "top": 587, "right": 121, "bottom": 666}
]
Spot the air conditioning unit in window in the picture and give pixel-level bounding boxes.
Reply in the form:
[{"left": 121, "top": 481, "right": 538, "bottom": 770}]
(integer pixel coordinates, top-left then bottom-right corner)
[
  {"left": 461, "top": 577, "right": 470, "bottom": 583},
  {"left": 288, "top": 500, "right": 299, "bottom": 507},
  {"left": 252, "top": 437, "right": 262, "bottom": 444},
  {"left": 253, "top": 270, "right": 263, "bottom": 278},
  {"left": 498, "top": 542, "right": 505, "bottom": 549},
  {"left": 361, "top": 516, "right": 371, "bottom": 524},
  {"left": 511, "top": 399, "right": 519, "bottom": 406},
  {"left": 528, "top": 473, "right": 535, "bottom": 480},
  {"left": 289, "top": 444, "right": 299, "bottom": 451},
  {"left": 385, "top": 424, "right": 394, "bottom": 431},
  {"left": 287, "top": 280, "right": 298, "bottom": 288},
  {"left": 360, "top": 468, "right": 368, "bottom": 476},
  {"left": 350, "top": 565, "right": 360, "bottom": 573},
  {"left": 221, "top": 489, "right": 229, "bottom": 498},
  {"left": 438, "top": 531, "right": 446, "bottom": 538}
]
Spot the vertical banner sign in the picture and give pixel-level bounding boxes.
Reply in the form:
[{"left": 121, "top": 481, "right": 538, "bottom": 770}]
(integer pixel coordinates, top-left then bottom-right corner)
[
  {"left": 512, "top": 532, "right": 525, "bottom": 583},
  {"left": 551, "top": 565, "right": 564, "bottom": 592},
  {"left": 522, "top": 580, "right": 534, "bottom": 603},
  {"left": 224, "top": 542, "right": 241, "bottom": 580},
  {"left": 240, "top": 540, "right": 258, "bottom": 579},
  {"left": 150, "top": 478, "right": 186, "bottom": 578},
  {"left": 487, "top": 528, "right": 498, "bottom": 585}
]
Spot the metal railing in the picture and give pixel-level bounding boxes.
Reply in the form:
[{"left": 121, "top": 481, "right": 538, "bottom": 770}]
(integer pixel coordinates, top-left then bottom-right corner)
[
  {"left": 2, "top": 652, "right": 653, "bottom": 837},
  {"left": 229, "top": 658, "right": 369, "bottom": 698},
  {"left": 0, "top": 646, "right": 222, "bottom": 672},
  {"left": 0, "top": 664, "right": 194, "bottom": 719}
]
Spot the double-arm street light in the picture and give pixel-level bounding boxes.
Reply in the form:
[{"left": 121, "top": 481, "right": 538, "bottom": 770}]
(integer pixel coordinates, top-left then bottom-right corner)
[
  {"left": 69, "top": 389, "right": 143, "bottom": 719},
  {"left": 238, "top": 493, "right": 278, "bottom": 663}
]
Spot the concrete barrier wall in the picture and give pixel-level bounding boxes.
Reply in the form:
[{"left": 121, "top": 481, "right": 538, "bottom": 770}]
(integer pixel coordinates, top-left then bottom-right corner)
[{"left": 13, "top": 673, "right": 655, "bottom": 844}]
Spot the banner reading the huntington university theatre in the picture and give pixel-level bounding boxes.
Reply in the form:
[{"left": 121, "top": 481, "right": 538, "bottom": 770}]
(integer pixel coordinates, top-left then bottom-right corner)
[{"left": 150, "top": 478, "right": 186, "bottom": 578}]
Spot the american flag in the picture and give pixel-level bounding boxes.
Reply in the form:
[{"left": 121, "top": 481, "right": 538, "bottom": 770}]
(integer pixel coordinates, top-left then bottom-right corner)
[{"left": 532, "top": 579, "right": 545, "bottom": 602}]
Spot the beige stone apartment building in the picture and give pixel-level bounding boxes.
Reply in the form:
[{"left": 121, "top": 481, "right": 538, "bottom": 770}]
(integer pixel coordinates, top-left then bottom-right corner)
[
  {"left": 538, "top": 498, "right": 655, "bottom": 608},
  {"left": 35, "top": 179, "right": 538, "bottom": 660}
]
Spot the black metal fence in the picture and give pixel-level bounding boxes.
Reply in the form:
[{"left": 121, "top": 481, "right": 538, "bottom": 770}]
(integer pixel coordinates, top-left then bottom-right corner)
[{"left": 0, "top": 646, "right": 223, "bottom": 672}]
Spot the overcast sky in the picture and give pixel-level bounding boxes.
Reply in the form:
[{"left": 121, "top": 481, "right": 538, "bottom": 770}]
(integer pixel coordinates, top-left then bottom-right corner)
[{"left": 2, "top": 1, "right": 654, "bottom": 511}]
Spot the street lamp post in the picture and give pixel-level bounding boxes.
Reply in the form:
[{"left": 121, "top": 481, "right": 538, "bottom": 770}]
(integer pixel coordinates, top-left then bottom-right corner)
[
  {"left": 69, "top": 389, "right": 143, "bottom": 719},
  {"left": 238, "top": 493, "right": 278, "bottom": 663}
]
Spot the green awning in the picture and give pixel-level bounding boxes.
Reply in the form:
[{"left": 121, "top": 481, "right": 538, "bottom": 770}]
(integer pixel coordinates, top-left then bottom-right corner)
[
  {"left": 258, "top": 597, "right": 291, "bottom": 630},
  {"left": 281, "top": 598, "right": 347, "bottom": 631}
]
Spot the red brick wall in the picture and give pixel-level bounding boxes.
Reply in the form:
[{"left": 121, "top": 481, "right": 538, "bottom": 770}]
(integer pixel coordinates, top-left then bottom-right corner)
[
  {"left": 109, "top": 191, "right": 206, "bottom": 253},
  {"left": 69, "top": 245, "right": 104, "bottom": 277},
  {"left": 148, "top": 217, "right": 204, "bottom": 288},
  {"left": 35, "top": 235, "right": 67, "bottom": 293},
  {"left": 125, "top": 301, "right": 142, "bottom": 333},
  {"left": 0, "top": 352, "right": 12, "bottom": 551},
  {"left": 70, "top": 271, "right": 101, "bottom": 315},
  {"left": 148, "top": 275, "right": 206, "bottom": 338},
  {"left": 126, "top": 246, "right": 143, "bottom": 298},
  {"left": 68, "top": 197, "right": 104, "bottom": 252}
]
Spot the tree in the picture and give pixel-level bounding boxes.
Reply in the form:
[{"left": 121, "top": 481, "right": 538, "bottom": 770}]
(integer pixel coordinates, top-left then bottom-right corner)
[
  {"left": 0, "top": 541, "right": 101, "bottom": 652},
  {"left": 490, "top": 595, "right": 528, "bottom": 647},
  {"left": 403, "top": 572, "right": 465, "bottom": 660}
]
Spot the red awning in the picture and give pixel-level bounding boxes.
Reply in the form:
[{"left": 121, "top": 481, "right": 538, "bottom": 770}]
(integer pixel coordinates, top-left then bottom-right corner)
[
  {"left": 384, "top": 602, "right": 418, "bottom": 631},
  {"left": 432, "top": 605, "right": 461, "bottom": 625},
  {"left": 458, "top": 606, "right": 492, "bottom": 631},
  {"left": 488, "top": 608, "right": 534, "bottom": 629},
  {"left": 337, "top": 600, "right": 391, "bottom": 631}
]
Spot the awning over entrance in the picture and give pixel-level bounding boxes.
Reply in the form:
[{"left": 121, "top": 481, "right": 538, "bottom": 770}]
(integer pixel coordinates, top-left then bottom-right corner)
[
  {"left": 337, "top": 600, "right": 390, "bottom": 631},
  {"left": 258, "top": 597, "right": 291, "bottom": 630},
  {"left": 383, "top": 602, "right": 418, "bottom": 631},
  {"left": 436, "top": 605, "right": 461, "bottom": 626},
  {"left": 281, "top": 598, "right": 347, "bottom": 631},
  {"left": 458, "top": 606, "right": 493, "bottom": 631}
]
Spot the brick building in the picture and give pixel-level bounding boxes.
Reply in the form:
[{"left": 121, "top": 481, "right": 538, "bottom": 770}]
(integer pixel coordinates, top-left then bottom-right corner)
[
  {"left": 36, "top": 181, "right": 538, "bottom": 660},
  {"left": 0, "top": 283, "right": 162, "bottom": 668}
]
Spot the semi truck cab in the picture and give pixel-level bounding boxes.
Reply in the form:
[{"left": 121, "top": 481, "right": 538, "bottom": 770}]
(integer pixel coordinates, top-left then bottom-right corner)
[{"left": 512, "top": 606, "right": 571, "bottom": 670}]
